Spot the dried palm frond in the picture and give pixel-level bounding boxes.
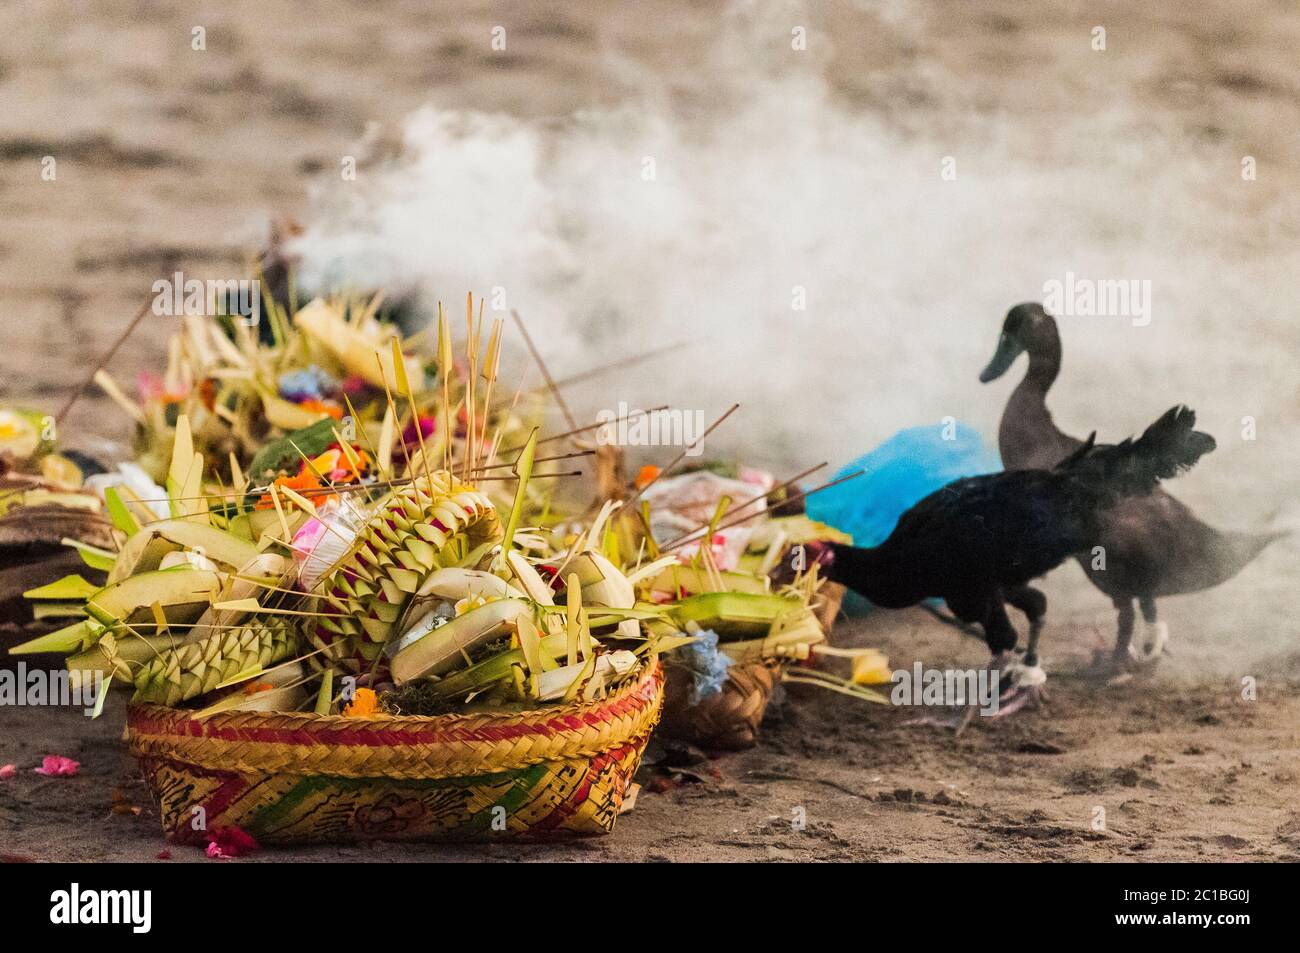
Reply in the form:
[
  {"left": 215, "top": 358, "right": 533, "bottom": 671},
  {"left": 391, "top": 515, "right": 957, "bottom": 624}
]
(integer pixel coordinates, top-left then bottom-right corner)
[
  {"left": 309, "top": 472, "right": 501, "bottom": 668},
  {"left": 132, "top": 616, "right": 300, "bottom": 706}
]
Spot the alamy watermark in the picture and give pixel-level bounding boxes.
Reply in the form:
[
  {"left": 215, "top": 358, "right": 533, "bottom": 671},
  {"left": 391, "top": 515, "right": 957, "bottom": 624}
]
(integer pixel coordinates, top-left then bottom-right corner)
[
  {"left": 0, "top": 662, "right": 105, "bottom": 716},
  {"left": 1042, "top": 271, "right": 1151, "bottom": 327},
  {"left": 151, "top": 271, "right": 261, "bottom": 326},
  {"left": 890, "top": 662, "right": 1001, "bottom": 716},
  {"left": 596, "top": 402, "right": 706, "bottom": 456},
  {"left": 50, "top": 884, "right": 151, "bottom": 933}
]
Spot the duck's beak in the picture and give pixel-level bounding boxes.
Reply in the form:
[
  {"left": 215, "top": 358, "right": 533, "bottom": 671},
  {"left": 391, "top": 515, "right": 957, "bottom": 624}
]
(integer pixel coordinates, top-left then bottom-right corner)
[{"left": 979, "top": 333, "right": 1022, "bottom": 383}]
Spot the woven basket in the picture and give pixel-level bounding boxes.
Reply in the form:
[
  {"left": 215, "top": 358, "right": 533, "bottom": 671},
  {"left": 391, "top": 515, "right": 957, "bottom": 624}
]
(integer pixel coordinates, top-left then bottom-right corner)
[
  {"left": 657, "top": 584, "right": 843, "bottom": 751},
  {"left": 127, "top": 661, "right": 663, "bottom": 843},
  {"left": 659, "top": 659, "right": 783, "bottom": 751}
]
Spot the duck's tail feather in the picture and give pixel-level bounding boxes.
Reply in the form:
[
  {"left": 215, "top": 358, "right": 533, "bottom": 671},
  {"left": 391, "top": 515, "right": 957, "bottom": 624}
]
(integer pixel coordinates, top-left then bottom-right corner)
[
  {"left": 1179, "top": 526, "right": 1287, "bottom": 592},
  {"left": 1067, "top": 405, "right": 1216, "bottom": 497}
]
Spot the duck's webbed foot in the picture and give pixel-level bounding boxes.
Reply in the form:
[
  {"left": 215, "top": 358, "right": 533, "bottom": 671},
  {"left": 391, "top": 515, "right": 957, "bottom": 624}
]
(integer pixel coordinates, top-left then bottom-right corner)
[
  {"left": 1129, "top": 620, "right": 1168, "bottom": 665},
  {"left": 989, "top": 650, "right": 1048, "bottom": 719},
  {"left": 1087, "top": 620, "right": 1168, "bottom": 684},
  {"left": 1094, "top": 597, "right": 1168, "bottom": 681},
  {"left": 1085, "top": 651, "right": 1152, "bottom": 684},
  {"left": 906, "top": 657, "right": 1047, "bottom": 733},
  {"left": 902, "top": 651, "right": 1013, "bottom": 735}
]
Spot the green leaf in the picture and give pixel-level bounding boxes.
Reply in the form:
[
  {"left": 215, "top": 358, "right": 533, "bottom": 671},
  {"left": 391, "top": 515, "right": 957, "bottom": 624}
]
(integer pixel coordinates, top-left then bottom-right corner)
[
  {"left": 10, "top": 620, "right": 94, "bottom": 655},
  {"left": 500, "top": 428, "right": 537, "bottom": 556},
  {"left": 151, "top": 520, "right": 260, "bottom": 568},
  {"left": 31, "top": 602, "right": 86, "bottom": 620},
  {"left": 64, "top": 539, "right": 117, "bottom": 572},
  {"left": 246, "top": 416, "right": 340, "bottom": 483},
  {"left": 103, "top": 486, "right": 140, "bottom": 535},
  {"left": 586, "top": 606, "right": 668, "bottom": 624},
  {"left": 215, "top": 665, "right": 264, "bottom": 691},
  {"left": 24, "top": 574, "right": 99, "bottom": 602},
  {"left": 314, "top": 667, "right": 334, "bottom": 715},
  {"left": 428, "top": 630, "right": 569, "bottom": 701},
  {"left": 83, "top": 569, "right": 221, "bottom": 628},
  {"left": 89, "top": 675, "right": 112, "bottom": 719},
  {"left": 669, "top": 591, "right": 802, "bottom": 637}
]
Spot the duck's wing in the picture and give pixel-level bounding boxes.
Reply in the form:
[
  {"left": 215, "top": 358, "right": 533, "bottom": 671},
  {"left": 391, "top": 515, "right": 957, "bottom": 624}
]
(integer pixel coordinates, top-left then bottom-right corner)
[{"left": 885, "top": 471, "right": 1086, "bottom": 580}]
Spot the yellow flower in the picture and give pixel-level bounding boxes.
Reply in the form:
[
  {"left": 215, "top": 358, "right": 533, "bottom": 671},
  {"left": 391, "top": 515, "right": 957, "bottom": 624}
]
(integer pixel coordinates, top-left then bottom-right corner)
[
  {"left": 851, "top": 650, "right": 892, "bottom": 686},
  {"left": 0, "top": 409, "right": 41, "bottom": 461},
  {"left": 343, "top": 687, "right": 378, "bottom": 717},
  {"left": 40, "top": 453, "right": 83, "bottom": 486},
  {"left": 454, "top": 593, "right": 492, "bottom": 617}
]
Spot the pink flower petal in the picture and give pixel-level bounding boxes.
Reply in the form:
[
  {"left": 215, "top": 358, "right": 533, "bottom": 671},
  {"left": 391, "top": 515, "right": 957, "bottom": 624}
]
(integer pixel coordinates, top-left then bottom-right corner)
[
  {"left": 32, "top": 755, "right": 79, "bottom": 777},
  {"left": 0, "top": 764, "right": 16, "bottom": 780},
  {"left": 292, "top": 514, "right": 329, "bottom": 553},
  {"left": 208, "top": 826, "right": 258, "bottom": 858}
]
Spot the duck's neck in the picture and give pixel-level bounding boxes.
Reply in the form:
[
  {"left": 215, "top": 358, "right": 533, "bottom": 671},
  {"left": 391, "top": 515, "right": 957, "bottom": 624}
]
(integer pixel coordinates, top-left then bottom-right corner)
[
  {"left": 999, "top": 332, "right": 1072, "bottom": 469},
  {"left": 1022, "top": 333, "right": 1062, "bottom": 392},
  {"left": 823, "top": 542, "right": 911, "bottom": 607}
]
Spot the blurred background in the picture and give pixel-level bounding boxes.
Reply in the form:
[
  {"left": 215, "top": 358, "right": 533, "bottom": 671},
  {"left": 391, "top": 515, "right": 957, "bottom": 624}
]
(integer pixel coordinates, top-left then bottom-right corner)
[{"left": 1, "top": 0, "right": 1296, "bottom": 671}]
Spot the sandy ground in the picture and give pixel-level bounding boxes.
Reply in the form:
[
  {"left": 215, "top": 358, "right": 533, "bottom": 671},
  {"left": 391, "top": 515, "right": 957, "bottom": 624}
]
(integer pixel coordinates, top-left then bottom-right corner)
[
  {"left": 1, "top": 0, "right": 1297, "bottom": 861},
  {"left": 3, "top": 606, "right": 1299, "bottom": 862}
]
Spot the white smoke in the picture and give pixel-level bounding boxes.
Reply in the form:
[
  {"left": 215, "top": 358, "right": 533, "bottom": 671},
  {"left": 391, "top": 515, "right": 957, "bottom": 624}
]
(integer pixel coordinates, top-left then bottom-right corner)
[
  {"left": 290, "top": 5, "right": 1297, "bottom": 499},
  {"left": 287, "top": 2, "right": 1298, "bottom": 671}
]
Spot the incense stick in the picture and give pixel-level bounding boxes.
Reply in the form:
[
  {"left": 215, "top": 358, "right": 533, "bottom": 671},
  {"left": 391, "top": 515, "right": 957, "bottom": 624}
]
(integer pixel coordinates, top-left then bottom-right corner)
[
  {"left": 497, "top": 405, "right": 669, "bottom": 455},
  {"left": 511, "top": 308, "right": 579, "bottom": 432},
  {"left": 656, "top": 461, "right": 828, "bottom": 551},
  {"left": 126, "top": 450, "right": 596, "bottom": 511},
  {"left": 660, "top": 467, "right": 867, "bottom": 553},
  {"left": 56, "top": 294, "right": 153, "bottom": 425},
  {"left": 489, "top": 339, "right": 697, "bottom": 411},
  {"left": 624, "top": 402, "right": 741, "bottom": 509}
]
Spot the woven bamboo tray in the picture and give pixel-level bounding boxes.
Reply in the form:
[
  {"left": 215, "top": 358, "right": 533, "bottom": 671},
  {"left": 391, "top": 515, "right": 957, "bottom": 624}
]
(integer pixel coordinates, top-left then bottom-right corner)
[
  {"left": 127, "top": 661, "right": 663, "bottom": 844},
  {"left": 659, "top": 659, "right": 783, "bottom": 751}
]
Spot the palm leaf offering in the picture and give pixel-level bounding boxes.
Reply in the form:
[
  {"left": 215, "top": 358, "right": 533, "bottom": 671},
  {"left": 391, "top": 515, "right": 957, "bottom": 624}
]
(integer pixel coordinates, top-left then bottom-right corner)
[
  {"left": 14, "top": 292, "right": 660, "bottom": 720},
  {"left": 90, "top": 290, "right": 535, "bottom": 488},
  {"left": 594, "top": 465, "right": 889, "bottom": 747},
  {"left": 0, "top": 407, "right": 121, "bottom": 620},
  {"left": 9, "top": 280, "right": 891, "bottom": 842}
]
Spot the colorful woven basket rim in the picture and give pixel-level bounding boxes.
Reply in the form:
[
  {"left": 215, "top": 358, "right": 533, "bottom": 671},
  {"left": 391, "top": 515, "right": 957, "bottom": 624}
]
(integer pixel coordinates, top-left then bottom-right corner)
[{"left": 127, "top": 660, "right": 664, "bottom": 780}]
